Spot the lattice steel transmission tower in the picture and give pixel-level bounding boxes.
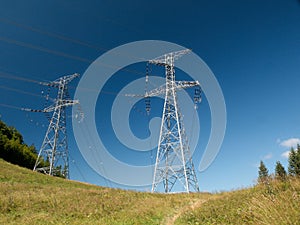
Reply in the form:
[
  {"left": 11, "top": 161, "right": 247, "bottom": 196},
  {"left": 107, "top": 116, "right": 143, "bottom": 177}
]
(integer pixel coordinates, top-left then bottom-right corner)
[
  {"left": 23, "top": 73, "right": 80, "bottom": 179},
  {"left": 148, "top": 49, "right": 200, "bottom": 193}
]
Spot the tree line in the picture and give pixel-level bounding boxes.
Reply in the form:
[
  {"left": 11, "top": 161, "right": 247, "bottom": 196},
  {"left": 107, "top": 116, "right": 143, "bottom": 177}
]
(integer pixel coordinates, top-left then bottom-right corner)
[
  {"left": 258, "top": 145, "right": 300, "bottom": 183},
  {"left": 0, "top": 120, "right": 51, "bottom": 172}
]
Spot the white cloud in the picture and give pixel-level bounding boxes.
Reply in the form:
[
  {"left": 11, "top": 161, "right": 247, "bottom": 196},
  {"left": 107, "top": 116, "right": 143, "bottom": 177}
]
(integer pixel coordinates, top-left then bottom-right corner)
[
  {"left": 280, "top": 138, "right": 300, "bottom": 148},
  {"left": 263, "top": 153, "right": 273, "bottom": 160},
  {"left": 281, "top": 151, "right": 290, "bottom": 159}
]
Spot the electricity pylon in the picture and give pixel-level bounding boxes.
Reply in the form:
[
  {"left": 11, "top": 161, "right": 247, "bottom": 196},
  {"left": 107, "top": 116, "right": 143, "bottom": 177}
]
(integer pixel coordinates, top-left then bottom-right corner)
[
  {"left": 128, "top": 49, "right": 201, "bottom": 193},
  {"left": 23, "top": 73, "right": 80, "bottom": 178},
  {"left": 149, "top": 50, "right": 200, "bottom": 193}
]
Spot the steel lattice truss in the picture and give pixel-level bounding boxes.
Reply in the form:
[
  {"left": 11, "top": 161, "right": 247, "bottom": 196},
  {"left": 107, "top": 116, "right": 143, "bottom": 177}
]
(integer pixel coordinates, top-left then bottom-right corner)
[
  {"left": 25, "top": 73, "right": 80, "bottom": 178},
  {"left": 148, "top": 49, "right": 200, "bottom": 193}
]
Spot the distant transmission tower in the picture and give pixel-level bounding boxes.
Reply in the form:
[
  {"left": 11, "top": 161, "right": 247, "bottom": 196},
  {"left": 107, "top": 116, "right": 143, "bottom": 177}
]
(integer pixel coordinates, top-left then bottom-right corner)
[
  {"left": 128, "top": 49, "right": 201, "bottom": 193},
  {"left": 23, "top": 73, "right": 80, "bottom": 179}
]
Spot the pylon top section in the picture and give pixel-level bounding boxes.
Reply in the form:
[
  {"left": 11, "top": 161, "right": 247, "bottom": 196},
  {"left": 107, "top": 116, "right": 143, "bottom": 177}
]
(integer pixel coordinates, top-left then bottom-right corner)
[
  {"left": 39, "top": 73, "right": 80, "bottom": 88},
  {"left": 148, "top": 49, "right": 191, "bottom": 66},
  {"left": 22, "top": 73, "right": 80, "bottom": 113}
]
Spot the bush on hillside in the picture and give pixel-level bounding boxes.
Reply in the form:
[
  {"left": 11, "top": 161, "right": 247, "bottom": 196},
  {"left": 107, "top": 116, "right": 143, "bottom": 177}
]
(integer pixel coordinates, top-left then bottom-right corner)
[{"left": 0, "top": 120, "right": 40, "bottom": 169}]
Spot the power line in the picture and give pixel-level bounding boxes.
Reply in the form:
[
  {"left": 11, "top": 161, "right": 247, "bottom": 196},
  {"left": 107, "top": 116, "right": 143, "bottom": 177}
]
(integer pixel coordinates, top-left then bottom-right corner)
[
  {"left": 0, "top": 18, "right": 147, "bottom": 62},
  {"left": 0, "top": 35, "right": 147, "bottom": 77},
  {"left": 0, "top": 70, "right": 122, "bottom": 97},
  {"left": 0, "top": 85, "right": 48, "bottom": 99},
  {"left": 0, "top": 70, "right": 44, "bottom": 84},
  {"left": 0, "top": 18, "right": 109, "bottom": 52},
  {"left": 0, "top": 71, "right": 153, "bottom": 130},
  {"left": 0, "top": 69, "right": 158, "bottom": 100},
  {"left": 0, "top": 17, "right": 178, "bottom": 80},
  {"left": 0, "top": 103, "right": 23, "bottom": 110},
  {"left": 69, "top": 153, "right": 88, "bottom": 183},
  {"left": 0, "top": 36, "right": 93, "bottom": 63}
]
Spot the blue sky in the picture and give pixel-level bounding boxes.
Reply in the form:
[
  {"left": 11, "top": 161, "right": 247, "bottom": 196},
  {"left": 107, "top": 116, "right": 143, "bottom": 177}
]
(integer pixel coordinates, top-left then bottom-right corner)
[{"left": 0, "top": 0, "right": 300, "bottom": 192}]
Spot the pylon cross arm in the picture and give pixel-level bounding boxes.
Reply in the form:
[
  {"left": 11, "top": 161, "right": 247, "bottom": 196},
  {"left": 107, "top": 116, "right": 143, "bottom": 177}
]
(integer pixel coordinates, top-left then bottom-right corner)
[
  {"left": 126, "top": 80, "right": 199, "bottom": 98},
  {"left": 148, "top": 49, "right": 191, "bottom": 65},
  {"left": 39, "top": 73, "right": 80, "bottom": 87},
  {"left": 42, "top": 100, "right": 79, "bottom": 112},
  {"left": 175, "top": 81, "right": 200, "bottom": 90}
]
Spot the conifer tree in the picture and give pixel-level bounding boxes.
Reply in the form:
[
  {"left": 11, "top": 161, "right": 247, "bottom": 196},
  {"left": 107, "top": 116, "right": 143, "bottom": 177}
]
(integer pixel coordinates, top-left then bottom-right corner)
[
  {"left": 258, "top": 160, "right": 269, "bottom": 184},
  {"left": 275, "top": 161, "right": 286, "bottom": 181},
  {"left": 288, "top": 146, "right": 300, "bottom": 177}
]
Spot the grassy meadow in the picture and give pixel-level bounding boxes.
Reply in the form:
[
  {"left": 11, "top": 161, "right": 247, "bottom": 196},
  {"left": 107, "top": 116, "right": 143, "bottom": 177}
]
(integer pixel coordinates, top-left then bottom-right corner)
[
  {"left": 176, "top": 179, "right": 300, "bottom": 225},
  {"left": 0, "top": 158, "right": 299, "bottom": 224}
]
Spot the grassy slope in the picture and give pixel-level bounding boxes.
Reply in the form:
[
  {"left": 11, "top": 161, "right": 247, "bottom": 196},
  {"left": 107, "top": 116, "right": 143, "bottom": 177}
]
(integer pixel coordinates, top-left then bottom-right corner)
[
  {"left": 0, "top": 159, "right": 210, "bottom": 225},
  {"left": 1, "top": 159, "right": 300, "bottom": 225},
  {"left": 176, "top": 179, "right": 300, "bottom": 225}
]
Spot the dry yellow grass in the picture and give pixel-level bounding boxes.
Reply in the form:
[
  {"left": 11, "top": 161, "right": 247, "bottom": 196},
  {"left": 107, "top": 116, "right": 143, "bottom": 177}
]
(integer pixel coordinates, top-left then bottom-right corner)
[
  {"left": 176, "top": 179, "right": 300, "bottom": 225},
  {"left": 2, "top": 158, "right": 299, "bottom": 225},
  {"left": 0, "top": 159, "right": 210, "bottom": 225}
]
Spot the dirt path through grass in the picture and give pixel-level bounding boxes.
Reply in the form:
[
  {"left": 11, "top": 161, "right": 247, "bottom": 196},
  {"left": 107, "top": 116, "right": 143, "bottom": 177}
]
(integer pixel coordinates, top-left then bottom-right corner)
[
  {"left": 164, "top": 195, "right": 221, "bottom": 225},
  {"left": 164, "top": 198, "right": 208, "bottom": 225}
]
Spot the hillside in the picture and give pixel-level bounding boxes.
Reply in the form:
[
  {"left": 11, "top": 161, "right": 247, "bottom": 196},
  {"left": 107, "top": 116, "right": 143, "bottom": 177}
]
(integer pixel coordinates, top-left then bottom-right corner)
[
  {"left": 0, "top": 159, "right": 210, "bottom": 224},
  {"left": 0, "top": 158, "right": 299, "bottom": 225},
  {"left": 176, "top": 179, "right": 300, "bottom": 225}
]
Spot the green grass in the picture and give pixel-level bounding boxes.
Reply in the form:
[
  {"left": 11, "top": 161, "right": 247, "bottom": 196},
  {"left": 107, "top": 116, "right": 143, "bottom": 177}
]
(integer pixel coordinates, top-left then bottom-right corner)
[
  {"left": 0, "top": 159, "right": 209, "bottom": 224},
  {"left": 176, "top": 179, "right": 300, "bottom": 225},
  {"left": 1, "top": 158, "right": 300, "bottom": 225}
]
